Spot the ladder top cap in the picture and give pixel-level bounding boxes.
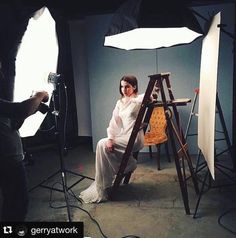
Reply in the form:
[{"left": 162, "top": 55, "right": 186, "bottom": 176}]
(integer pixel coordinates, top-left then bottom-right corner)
[
  {"left": 160, "top": 72, "right": 171, "bottom": 76},
  {"left": 148, "top": 72, "right": 171, "bottom": 77}
]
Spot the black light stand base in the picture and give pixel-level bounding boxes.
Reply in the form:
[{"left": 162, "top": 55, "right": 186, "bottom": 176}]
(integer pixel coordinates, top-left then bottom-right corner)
[
  {"left": 29, "top": 169, "right": 94, "bottom": 193},
  {"left": 193, "top": 161, "right": 236, "bottom": 218},
  {"left": 28, "top": 166, "right": 94, "bottom": 222}
]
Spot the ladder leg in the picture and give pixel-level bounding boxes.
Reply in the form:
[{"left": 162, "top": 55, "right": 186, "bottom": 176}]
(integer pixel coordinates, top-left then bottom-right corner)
[
  {"left": 170, "top": 118, "right": 199, "bottom": 195},
  {"left": 168, "top": 119, "right": 191, "bottom": 215},
  {"left": 158, "top": 76, "right": 191, "bottom": 214},
  {"left": 164, "top": 81, "right": 199, "bottom": 194}
]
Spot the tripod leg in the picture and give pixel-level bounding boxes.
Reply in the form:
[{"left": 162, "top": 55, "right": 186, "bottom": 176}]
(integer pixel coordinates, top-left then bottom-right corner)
[
  {"left": 216, "top": 94, "right": 235, "bottom": 170},
  {"left": 193, "top": 170, "right": 209, "bottom": 218},
  {"left": 195, "top": 149, "right": 202, "bottom": 172},
  {"left": 28, "top": 170, "right": 61, "bottom": 192},
  {"left": 61, "top": 171, "right": 72, "bottom": 222}
]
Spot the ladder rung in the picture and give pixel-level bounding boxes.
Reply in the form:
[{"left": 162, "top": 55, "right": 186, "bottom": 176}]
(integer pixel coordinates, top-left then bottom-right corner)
[
  {"left": 215, "top": 138, "right": 226, "bottom": 141},
  {"left": 153, "top": 98, "right": 191, "bottom": 107},
  {"left": 187, "top": 133, "right": 198, "bottom": 137}
]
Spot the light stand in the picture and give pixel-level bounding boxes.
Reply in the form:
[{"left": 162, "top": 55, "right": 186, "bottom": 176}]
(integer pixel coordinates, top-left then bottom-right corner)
[
  {"left": 29, "top": 73, "right": 94, "bottom": 222},
  {"left": 186, "top": 9, "right": 236, "bottom": 218},
  {"left": 190, "top": 94, "right": 236, "bottom": 218}
]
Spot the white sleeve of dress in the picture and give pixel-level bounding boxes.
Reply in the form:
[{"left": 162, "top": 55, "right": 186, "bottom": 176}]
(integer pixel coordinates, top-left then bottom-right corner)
[
  {"left": 131, "top": 93, "right": 154, "bottom": 103},
  {"left": 107, "top": 100, "right": 122, "bottom": 140},
  {"left": 131, "top": 93, "right": 144, "bottom": 103}
]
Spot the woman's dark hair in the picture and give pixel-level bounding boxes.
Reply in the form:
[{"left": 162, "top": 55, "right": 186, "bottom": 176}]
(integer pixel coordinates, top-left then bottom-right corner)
[{"left": 119, "top": 75, "right": 138, "bottom": 96}]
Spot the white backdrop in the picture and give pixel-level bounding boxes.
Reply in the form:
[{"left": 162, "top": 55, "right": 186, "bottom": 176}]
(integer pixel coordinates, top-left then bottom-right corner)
[{"left": 198, "top": 12, "right": 221, "bottom": 179}]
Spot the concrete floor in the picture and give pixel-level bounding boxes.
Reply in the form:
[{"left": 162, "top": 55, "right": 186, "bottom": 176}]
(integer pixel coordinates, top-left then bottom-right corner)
[{"left": 18, "top": 142, "right": 236, "bottom": 237}]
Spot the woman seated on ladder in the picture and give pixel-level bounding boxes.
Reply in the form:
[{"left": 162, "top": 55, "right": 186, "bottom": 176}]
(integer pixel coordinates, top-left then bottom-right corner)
[{"left": 80, "top": 75, "right": 144, "bottom": 203}]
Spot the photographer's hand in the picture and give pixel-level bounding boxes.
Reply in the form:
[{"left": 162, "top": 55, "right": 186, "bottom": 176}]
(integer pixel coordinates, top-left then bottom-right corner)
[
  {"left": 26, "top": 91, "right": 49, "bottom": 116},
  {"left": 34, "top": 91, "right": 49, "bottom": 103}
]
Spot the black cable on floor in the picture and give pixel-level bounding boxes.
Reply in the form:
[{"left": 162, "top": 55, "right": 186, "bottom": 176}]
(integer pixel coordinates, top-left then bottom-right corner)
[
  {"left": 69, "top": 189, "right": 109, "bottom": 238},
  {"left": 47, "top": 181, "right": 108, "bottom": 237},
  {"left": 48, "top": 182, "right": 140, "bottom": 238},
  {"left": 70, "top": 204, "right": 109, "bottom": 238},
  {"left": 218, "top": 208, "right": 236, "bottom": 235},
  {"left": 71, "top": 203, "right": 140, "bottom": 238},
  {"left": 71, "top": 191, "right": 141, "bottom": 238}
]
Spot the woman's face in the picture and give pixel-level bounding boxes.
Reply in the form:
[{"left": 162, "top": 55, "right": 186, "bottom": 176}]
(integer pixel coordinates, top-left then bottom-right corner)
[{"left": 120, "top": 80, "right": 136, "bottom": 97}]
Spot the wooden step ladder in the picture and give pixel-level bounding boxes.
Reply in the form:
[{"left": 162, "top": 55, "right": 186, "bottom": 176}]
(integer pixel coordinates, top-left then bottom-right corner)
[{"left": 110, "top": 73, "right": 199, "bottom": 215}]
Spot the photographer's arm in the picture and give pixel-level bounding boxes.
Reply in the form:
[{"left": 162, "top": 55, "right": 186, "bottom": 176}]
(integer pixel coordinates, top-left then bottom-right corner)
[
  {"left": 21, "top": 91, "right": 49, "bottom": 117},
  {"left": 0, "top": 91, "right": 49, "bottom": 119}
]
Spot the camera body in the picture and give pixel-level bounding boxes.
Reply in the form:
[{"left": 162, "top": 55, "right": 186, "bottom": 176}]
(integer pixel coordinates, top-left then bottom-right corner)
[{"left": 38, "top": 102, "right": 50, "bottom": 114}]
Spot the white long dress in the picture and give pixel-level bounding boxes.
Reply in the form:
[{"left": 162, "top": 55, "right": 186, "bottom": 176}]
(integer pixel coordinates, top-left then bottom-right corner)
[{"left": 79, "top": 94, "right": 144, "bottom": 203}]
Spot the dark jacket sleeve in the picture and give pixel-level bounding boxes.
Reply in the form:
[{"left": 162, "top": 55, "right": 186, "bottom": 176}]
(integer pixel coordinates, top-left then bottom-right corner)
[{"left": 0, "top": 98, "right": 31, "bottom": 119}]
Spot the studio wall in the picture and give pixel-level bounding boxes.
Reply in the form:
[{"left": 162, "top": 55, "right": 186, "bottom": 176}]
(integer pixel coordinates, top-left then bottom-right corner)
[
  {"left": 69, "top": 3, "right": 234, "bottom": 154},
  {"left": 70, "top": 20, "right": 92, "bottom": 137}
]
